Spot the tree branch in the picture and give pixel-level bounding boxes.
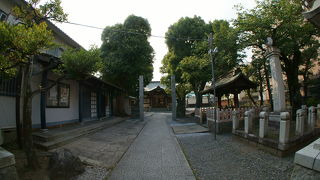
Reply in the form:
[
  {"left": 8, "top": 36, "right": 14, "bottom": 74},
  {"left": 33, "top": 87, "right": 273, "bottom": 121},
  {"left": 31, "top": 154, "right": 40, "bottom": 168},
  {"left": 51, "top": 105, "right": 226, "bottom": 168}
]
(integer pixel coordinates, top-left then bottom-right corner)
[
  {"left": 0, "top": 62, "right": 22, "bottom": 71},
  {"left": 31, "top": 75, "right": 66, "bottom": 98},
  {"left": 32, "top": 60, "right": 60, "bottom": 76}
]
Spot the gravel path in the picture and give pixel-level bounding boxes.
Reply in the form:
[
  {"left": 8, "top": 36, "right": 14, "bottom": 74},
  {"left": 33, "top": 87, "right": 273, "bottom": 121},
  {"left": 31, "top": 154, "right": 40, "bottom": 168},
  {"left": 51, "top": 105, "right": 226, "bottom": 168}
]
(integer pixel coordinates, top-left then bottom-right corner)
[{"left": 177, "top": 133, "right": 294, "bottom": 180}]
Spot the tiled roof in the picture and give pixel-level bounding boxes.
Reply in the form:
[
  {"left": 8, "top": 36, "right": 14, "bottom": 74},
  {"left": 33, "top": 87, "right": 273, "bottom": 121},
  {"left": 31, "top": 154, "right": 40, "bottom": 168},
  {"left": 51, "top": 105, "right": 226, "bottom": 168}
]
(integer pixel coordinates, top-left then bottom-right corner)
[{"left": 144, "top": 81, "right": 166, "bottom": 91}]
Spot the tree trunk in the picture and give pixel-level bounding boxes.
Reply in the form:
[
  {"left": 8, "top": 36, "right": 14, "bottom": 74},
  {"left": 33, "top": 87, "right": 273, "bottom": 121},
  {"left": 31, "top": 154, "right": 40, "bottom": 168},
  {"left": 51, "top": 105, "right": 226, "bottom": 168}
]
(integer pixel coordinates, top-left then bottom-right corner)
[
  {"left": 257, "top": 67, "right": 264, "bottom": 106},
  {"left": 246, "top": 89, "right": 257, "bottom": 107},
  {"left": 195, "top": 91, "right": 202, "bottom": 108},
  {"left": 263, "top": 62, "right": 273, "bottom": 110},
  {"left": 302, "top": 74, "right": 309, "bottom": 105},
  {"left": 21, "top": 65, "right": 39, "bottom": 169},
  {"left": 285, "top": 68, "right": 301, "bottom": 111},
  {"left": 176, "top": 96, "right": 186, "bottom": 117}
]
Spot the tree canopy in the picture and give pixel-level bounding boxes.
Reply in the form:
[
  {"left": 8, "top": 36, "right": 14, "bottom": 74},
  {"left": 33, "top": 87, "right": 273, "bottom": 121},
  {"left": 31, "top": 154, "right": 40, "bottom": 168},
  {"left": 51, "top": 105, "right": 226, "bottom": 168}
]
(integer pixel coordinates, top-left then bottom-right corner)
[
  {"left": 161, "top": 17, "right": 242, "bottom": 112},
  {"left": 0, "top": 0, "right": 101, "bottom": 169},
  {"left": 61, "top": 47, "right": 102, "bottom": 80},
  {"left": 234, "top": 0, "right": 320, "bottom": 109},
  {"left": 100, "top": 15, "right": 154, "bottom": 95}
]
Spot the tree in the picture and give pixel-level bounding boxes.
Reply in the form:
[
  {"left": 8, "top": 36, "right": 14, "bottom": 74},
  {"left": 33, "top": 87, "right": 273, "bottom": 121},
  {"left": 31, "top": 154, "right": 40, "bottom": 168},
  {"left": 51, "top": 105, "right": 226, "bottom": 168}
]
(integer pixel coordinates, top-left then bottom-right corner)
[
  {"left": 161, "top": 18, "right": 242, "bottom": 113},
  {"left": 61, "top": 47, "right": 102, "bottom": 80},
  {"left": 178, "top": 56, "right": 211, "bottom": 108},
  {"left": 100, "top": 15, "right": 154, "bottom": 95},
  {"left": 0, "top": 0, "right": 101, "bottom": 169},
  {"left": 161, "top": 16, "right": 210, "bottom": 116},
  {"left": 234, "top": 0, "right": 320, "bottom": 111}
]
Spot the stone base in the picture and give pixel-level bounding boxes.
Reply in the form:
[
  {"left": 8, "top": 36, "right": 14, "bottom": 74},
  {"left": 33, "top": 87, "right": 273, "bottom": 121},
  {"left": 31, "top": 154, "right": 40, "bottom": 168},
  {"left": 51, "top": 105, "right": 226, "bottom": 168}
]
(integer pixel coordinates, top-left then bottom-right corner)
[
  {"left": 0, "top": 147, "right": 18, "bottom": 180},
  {"left": 0, "top": 165, "right": 19, "bottom": 180},
  {"left": 291, "top": 164, "right": 320, "bottom": 180},
  {"left": 207, "top": 120, "right": 232, "bottom": 134},
  {"left": 269, "top": 113, "right": 280, "bottom": 128},
  {"left": 233, "top": 128, "right": 320, "bottom": 157}
]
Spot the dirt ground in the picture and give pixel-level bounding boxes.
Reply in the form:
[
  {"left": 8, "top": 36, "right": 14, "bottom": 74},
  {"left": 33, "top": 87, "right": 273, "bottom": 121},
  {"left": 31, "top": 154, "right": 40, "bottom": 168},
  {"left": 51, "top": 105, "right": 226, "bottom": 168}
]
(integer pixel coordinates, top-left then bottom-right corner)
[{"left": 2, "top": 142, "right": 51, "bottom": 180}]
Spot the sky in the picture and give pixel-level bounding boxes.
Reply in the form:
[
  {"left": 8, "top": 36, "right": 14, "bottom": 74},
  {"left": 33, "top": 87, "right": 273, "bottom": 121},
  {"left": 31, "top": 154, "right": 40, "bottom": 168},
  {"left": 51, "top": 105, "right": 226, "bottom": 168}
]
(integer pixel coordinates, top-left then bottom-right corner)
[{"left": 55, "top": 0, "right": 257, "bottom": 81}]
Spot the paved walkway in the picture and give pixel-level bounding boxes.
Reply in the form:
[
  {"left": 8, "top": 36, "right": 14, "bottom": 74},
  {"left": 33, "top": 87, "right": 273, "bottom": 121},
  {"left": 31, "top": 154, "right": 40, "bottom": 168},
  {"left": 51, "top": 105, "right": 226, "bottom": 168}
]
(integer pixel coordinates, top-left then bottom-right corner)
[{"left": 109, "top": 113, "right": 195, "bottom": 180}]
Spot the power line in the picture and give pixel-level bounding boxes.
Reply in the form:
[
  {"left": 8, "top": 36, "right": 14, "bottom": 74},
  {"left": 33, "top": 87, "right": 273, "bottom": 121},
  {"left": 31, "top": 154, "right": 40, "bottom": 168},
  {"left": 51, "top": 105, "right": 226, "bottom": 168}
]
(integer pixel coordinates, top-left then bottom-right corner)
[{"left": 58, "top": 21, "right": 207, "bottom": 42}]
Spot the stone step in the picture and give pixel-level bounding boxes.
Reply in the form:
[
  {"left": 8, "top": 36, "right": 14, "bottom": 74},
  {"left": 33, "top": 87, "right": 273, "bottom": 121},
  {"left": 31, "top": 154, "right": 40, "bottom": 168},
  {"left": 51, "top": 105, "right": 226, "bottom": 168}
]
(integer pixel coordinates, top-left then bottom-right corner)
[
  {"left": 33, "top": 117, "right": 126, "bottom": 150},
  {"left": 33, "top": 121, "right": 105, "bottom": 143}
]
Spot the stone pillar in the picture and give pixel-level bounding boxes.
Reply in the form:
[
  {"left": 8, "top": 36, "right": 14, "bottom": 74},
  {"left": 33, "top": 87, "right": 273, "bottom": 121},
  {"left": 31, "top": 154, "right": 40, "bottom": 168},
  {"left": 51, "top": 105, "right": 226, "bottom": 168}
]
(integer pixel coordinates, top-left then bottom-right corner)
[
  {"left": 139, "top": 75, "right": 144, "bottom": 121},
  {"left": 296, "top": 109, "right": 304, "bottom": 136},
  {"left": 279, "top": 112, "right": 290, "bottom": 145},
  {"left": 265, "top": 38, "right": 286, "bottom": 112},
  {"left": 308, "top": 106, "right": 316, "bottom": 131},
  {"left": 259, "top": 111, "right": 268, "bottom": 138},
  {"left": 232, "top": 110, "right": 239, "bottom": 133},
  {"left": 199, "top": 107, "right": 203, "bottom": 124},
  {"left": 244, "top": 110, "right": 253, "bottom": 134},
  {"left": 171, "top": 75, "right": 176, "bottom": 121}
]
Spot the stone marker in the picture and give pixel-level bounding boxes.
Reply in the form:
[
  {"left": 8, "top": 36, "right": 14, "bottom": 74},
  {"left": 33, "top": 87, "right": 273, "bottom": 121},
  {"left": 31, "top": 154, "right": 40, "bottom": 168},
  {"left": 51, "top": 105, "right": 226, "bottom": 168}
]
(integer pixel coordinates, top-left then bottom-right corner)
[
  {"left": 266, "top": 37, "right": 286, "bottom": 112},
  {"left": 139, "top": 75, "right": 144, "bottom": 121}
]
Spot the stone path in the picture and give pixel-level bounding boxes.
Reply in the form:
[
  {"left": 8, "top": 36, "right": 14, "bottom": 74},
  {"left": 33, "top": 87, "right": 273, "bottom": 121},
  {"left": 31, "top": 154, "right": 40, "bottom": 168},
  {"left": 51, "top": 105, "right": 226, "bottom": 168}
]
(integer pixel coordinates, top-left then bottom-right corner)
[
  {"left": 177, "top": 133, "right": 294, "bottom": 180},
  {"left": 108, "top": 112, "right": 195, "bottom": 180}
]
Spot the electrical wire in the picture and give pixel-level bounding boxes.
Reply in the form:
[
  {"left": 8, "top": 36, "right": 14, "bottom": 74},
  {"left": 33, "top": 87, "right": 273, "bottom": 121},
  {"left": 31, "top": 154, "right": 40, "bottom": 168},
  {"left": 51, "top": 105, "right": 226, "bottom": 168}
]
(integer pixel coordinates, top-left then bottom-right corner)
[{"left": 58, "top": 21, "right": 208, "bottom": 42}]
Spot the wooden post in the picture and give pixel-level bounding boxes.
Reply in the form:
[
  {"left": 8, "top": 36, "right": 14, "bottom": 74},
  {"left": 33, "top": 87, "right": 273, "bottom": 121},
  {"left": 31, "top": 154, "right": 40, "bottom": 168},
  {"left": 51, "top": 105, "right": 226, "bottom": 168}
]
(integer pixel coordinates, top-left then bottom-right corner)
[
  {"left": 171, "top": 75, "right": 176, "bottom": 121},
  {"left": 139, "top": 75, "right": 144, "bottom": 121}
]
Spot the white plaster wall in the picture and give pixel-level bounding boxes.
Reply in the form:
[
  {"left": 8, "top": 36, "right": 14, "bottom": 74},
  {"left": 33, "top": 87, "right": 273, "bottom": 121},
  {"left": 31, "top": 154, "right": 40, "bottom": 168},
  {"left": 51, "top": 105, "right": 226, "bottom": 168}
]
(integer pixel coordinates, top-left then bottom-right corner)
[
  {"left": 0, "top": 96, "right": 16, "bottom": 128},
  {"left": 45, "top": 80, "right": 79, "bottom": 124}
]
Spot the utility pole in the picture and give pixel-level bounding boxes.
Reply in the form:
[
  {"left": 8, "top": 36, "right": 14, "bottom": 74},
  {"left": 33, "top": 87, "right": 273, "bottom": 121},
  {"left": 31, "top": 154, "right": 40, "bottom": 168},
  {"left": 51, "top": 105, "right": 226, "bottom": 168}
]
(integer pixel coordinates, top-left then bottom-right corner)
[
  {"left": 171, "top": 75, "right": 176, "bottom": 121},
  {"left": 139, "top": 75, "right": 144, "bottom": 121},
  {"left": 209, "top": 33, "right": 218, "bottom": 140}
]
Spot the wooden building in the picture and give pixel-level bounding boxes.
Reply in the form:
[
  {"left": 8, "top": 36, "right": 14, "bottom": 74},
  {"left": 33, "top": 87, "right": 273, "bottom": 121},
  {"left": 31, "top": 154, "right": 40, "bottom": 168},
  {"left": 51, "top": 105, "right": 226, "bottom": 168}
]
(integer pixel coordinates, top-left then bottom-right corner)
[
  {"left": 201, "top": 69, "right": 257, "bottom": 108},
  {"left": 144, "top": 81, "right": 171, "bottom": 111}
]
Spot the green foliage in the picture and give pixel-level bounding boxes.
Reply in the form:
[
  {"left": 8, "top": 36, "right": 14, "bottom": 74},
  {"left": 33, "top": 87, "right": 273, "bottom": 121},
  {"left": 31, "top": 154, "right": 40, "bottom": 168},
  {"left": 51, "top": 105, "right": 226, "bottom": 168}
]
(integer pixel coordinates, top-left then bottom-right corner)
[
  {"left": 12, "top": 0, "right": 67, "bottom": 24},
  {"left": 161, "top": 18, "right": 242, "bottom": 108},
  {"left": 161, "top": 16, "right": 210, "bottom": 87},
  {"left": 100, "top": 15, "right": 154, "bottom": 95},
  {"left": 234, "top": 0, "right": 320, "bottom": 108},
  {"left": 61, "top": 47, "right": 102, "bottom": 80},
  {"left": 165, "top": 16, "right": 210, "bottom": 59},
  {"left": 0, "top": 21, "right": 54, "bottom": 76},
  {"left": 211, "top": 20, "right": 243, "bottom": 78},
  {"left": 178, "top": 56, "right": 211, "bottom": 91}
]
